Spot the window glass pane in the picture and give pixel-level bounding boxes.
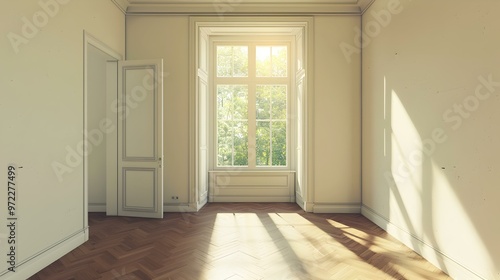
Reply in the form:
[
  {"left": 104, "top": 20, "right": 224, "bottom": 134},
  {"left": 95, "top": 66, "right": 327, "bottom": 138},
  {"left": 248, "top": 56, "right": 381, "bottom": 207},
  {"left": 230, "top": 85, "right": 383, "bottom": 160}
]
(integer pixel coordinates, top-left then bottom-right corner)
[
  {"left": 256, "top": 46, "right": 271, "bottom": 77},
  {"left": 272, "top": 46, "right": 287, "bottom": 77},
  {"left": 215, "top": 43, "right": 289, "bottom": 169},
  {"left": 256, "top": 85, "right": 271, "bottom": 120},
  {"left": 217, "top": 122, "right": 232, "bottom": 166},
  {"left": 272, "top": 121, "right": 287, "bottom": 166},
  {"left": 256, "top": 120, "right": 287, "bottom": 167},
  {"left": 217, "top": 121, "right": 248, "bottom": 167},
  {"left": 233, "top": 121, "right": 248, "bottom": 166},
  {"left": 256, "top": 85, "right": 287, "bottom": 120},
  {"left": 217, "top": 46, "right": 248, "bottom": 77},
  {"left": 217, "top": 85, "right": 248, "bottom": 166},
  {"left": 217, "top": 85, "right": 248, "bottom": 120},
  {"left": 256, "top": 121, "right": 271, "bottom": 166},
  {"left": 271, "top": 85, "right": 287, "bottom": 119},
  {"left": 255, "top": 85, "right": 287, "bottom": 167},
  {"left": 217, "top": 49, "right": 232, "bottom": 77},
  {"left": 256, "top": 46, "right": 287, "bottom": 77}
]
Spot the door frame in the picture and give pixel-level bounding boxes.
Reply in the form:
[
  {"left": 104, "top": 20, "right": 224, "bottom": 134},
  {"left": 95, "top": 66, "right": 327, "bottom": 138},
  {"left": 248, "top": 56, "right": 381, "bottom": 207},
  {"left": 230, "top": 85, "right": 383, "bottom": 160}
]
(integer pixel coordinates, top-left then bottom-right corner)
[{"left": 83, "top": 31, "right": 123, "bottom": 220}]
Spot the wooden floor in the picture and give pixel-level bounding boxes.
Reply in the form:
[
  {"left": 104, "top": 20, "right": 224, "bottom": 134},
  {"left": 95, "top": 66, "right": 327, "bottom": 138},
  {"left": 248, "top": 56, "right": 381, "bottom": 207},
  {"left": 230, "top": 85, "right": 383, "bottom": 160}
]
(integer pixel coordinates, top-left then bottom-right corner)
[{"left": 30, "top": 203, "right": 451, "bottom": 280}]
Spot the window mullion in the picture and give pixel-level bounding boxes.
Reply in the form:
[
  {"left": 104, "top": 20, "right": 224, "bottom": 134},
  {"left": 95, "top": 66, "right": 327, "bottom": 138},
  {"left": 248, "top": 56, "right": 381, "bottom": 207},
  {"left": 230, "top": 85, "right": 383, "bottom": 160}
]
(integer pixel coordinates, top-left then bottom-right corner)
[{"left": 247, "top": 44, "right": 256, "bottom": 168}]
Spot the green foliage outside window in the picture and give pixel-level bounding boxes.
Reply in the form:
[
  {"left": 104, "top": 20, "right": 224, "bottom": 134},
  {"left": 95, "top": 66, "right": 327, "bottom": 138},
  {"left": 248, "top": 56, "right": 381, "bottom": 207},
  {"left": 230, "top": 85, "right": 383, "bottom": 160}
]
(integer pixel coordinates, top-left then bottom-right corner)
[{"left": 216, "top": 44, "right": 288, "bottom": 167}]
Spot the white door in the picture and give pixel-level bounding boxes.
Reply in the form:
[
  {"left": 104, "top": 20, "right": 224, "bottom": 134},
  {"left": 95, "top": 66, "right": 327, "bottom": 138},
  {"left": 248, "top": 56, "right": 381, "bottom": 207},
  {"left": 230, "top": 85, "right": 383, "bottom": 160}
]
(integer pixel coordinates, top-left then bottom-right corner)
[{"left": 117, "top": 59, "right": 163, "bottom": 218}]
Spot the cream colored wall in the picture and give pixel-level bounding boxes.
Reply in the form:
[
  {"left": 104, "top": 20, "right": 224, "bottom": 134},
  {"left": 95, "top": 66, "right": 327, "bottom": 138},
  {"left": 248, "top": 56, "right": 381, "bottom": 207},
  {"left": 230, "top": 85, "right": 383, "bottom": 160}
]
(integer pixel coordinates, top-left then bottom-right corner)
[
  {"left": 313, "top": 16, "right": 361, "bottom": 212},
  {"left": 125, "top": 15, "right": 361, "bottom": 211},
  {"left": 362, "top": 0, "right": 500, "bottom": 279},
  {"left": 126, "top": 16, "right": 191, "bottom": 205},
  {"left": 0, "top": 0, "right": 124, "bottom": 277},
  {"left": 87, "top": 45, "right": 115, "bottom": 206}
]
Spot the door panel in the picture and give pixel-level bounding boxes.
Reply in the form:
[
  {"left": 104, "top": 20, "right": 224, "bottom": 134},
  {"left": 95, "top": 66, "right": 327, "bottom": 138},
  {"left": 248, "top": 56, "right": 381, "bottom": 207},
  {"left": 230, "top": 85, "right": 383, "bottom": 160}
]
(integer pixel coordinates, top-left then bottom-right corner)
[
  {"left": 117, "top": 59, "right": 163, "bottom": 218},
  {"left": 123, "top": 168, "right": 156, "bottom": 210}
]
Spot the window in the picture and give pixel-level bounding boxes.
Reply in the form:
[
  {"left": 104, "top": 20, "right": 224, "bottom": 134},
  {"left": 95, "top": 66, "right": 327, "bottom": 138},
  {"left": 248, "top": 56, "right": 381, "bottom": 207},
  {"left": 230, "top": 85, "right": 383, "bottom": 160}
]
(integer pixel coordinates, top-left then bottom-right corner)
[{"left": 213, "top": 41, "right": 291, "bottom": 168}]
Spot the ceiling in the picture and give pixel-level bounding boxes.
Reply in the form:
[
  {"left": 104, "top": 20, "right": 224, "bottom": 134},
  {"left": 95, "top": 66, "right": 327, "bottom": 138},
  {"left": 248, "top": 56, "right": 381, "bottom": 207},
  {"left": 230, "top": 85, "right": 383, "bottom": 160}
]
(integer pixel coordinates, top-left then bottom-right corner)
[{"left": 113, "top": 0, "right": 376, "bottom": 15}]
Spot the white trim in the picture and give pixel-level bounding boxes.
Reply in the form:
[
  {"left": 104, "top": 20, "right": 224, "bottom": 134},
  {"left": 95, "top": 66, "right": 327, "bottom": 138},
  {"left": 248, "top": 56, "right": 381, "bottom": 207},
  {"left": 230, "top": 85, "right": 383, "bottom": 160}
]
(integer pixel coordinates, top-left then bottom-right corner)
[
  {"left": 14, "top": 204, "right": 208, "bottom": 218},
  {"left": 88, "top": 203, "right": 106, "bottom": 212},
  {"left": 197, "top": 68, "right": 208, "bottom": 81},
  {"left": 163, "top": 204, "right": 198, "bottom": 212},
  {"left": 196, "top": 196, "right": 208, "bottom": 211},
  {"left": 188, "top": 18, "right": 197, "bottom": 220},
  {"left": 130, "top": 0, "right": 362, "bottom": 3},
  {"left": 111, "top": 0, "right": 129, "bottom": 14},
  {"left": 296, "top": 68, "right": 306, "bottom": 82},
  {"left": 305, "top": 18, "right": 315, "bottom": 211},
  {"left": 189, "top": 16, "right": 314, "bottom": 206},
  {"left": 209, "top": 196, "right": 295, "bottom": 203},
  {"left": 89, "top": 203, "right": 204, "bottom": 213},
  {"left": 358, "top": 0, "right": 377, "bottom": 14},
  {"left": 126, "top": 3, "right": 364, "bottom": 15},
  {"left": 84, "top": 32, "right": 123, "bottom": 61},
  {"left": 0, "top": 230, "right": 87, "bottom": 279},
  {"left": 295, "top": 192, "right": 305, "bottom": 210},
  {"left": 361, "top": 205, "right": 486, "bottom": 280},
  {"left": 210, "top": 39, "right": 294, "bottom": 170},
  {"left": 105, "top": 61, "right": 119, "bottom": 216},
  {"left": 303, "top": 201, "right": 314, "bottom": 212},
  {"left": 190, "top": 17, "right": 312, "bottom": 207},
  {"left": 313, "top": 203, "right": 361, "bottom": 213}
]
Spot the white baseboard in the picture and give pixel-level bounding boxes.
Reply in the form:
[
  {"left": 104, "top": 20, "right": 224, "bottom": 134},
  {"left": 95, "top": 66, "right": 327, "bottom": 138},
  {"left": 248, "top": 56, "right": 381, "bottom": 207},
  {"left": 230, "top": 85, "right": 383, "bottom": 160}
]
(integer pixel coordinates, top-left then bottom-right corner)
[
  {"left": 361, "top": 205, "right": 485, "bottom": 280},
  {"left": 312, "top": 203, "right": 361, "bottom": 213},
  {"left": 196, "top": 196, "right": 208, "bottom": 211},
  {"left": 89, "top": 203, "right": 200, "bottom": 213},
  {"left": 295, "top": 192, "right": 305, "bottom": 210},
  {"left": 88, "top": 203, "right": 106, "bottom": 212},
  {"left": 209, "top": 196, "right": 295, "bottom": 203},
  {"left": 163, "top": 203, "right": 198, "bottom": 212},
  {"left": 0, "top": 229, "right": 87, "bottom": 280}
]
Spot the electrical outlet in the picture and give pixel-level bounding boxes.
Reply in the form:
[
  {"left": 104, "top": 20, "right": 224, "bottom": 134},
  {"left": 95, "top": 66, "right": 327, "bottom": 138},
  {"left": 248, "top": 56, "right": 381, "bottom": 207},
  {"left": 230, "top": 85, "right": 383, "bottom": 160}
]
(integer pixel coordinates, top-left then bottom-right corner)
[{"left": 171, "top": 196, "right": 179, "bottom": 200}]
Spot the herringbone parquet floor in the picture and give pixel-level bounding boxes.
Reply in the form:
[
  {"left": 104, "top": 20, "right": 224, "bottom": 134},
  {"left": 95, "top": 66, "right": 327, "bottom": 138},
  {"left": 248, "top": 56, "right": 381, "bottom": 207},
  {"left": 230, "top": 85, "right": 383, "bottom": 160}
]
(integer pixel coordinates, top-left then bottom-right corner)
[{"left": 30, "top": 203, "right": 451, "bottom": 280}]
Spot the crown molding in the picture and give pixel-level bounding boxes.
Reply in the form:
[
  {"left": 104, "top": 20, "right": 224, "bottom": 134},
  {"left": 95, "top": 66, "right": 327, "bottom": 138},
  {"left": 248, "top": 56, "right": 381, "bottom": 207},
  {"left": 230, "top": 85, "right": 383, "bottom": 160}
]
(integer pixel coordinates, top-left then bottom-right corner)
[
  {"left": 111, "top": 0, "right": 130, "bottom": 14},
  {"left": 121, "top": 0, "right": 379, "bottom": 15},
  {"left": 358, "top": 0, "right": 377, "bottom": 14},
  {"left": 123, "top": 0, "right": 374, "bottom": 17},
  {"left": 125, "top": 2, "right": 366, "bottom": 15},
  {"left": 128, "top": 0, "right": 358, "bottom": 4}
]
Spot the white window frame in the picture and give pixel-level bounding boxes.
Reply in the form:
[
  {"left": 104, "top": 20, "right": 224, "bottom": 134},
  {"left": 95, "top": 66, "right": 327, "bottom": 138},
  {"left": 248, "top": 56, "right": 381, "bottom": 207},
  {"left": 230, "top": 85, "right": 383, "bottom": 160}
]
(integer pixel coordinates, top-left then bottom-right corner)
[
  {"left": 210, "top": 36, "right": 295, "bottom": 170},
  {"left": 189, "top": 17, "right": 313, "bottom": 210}
]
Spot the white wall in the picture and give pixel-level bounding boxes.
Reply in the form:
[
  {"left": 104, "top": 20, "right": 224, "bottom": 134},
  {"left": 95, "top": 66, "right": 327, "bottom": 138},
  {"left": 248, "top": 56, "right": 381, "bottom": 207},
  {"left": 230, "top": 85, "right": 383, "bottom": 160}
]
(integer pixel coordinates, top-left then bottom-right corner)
[
  {"left": 0, "top": 0, "right": 124, "bottom": 278},
  {"left": 313, "top": 16, "right": 361, "bottom": 213},
  {"left": 362, "top": 0, "right": 500, "bottom": 279},
  {"left": 87, "top": 44, "right": 116, "bottom": 208},
  {"left": 124, "top": 15, "right": 361, "bottom": 211},
  {"left": 126, "top": 16, "right": 191, "bottom": 205}
]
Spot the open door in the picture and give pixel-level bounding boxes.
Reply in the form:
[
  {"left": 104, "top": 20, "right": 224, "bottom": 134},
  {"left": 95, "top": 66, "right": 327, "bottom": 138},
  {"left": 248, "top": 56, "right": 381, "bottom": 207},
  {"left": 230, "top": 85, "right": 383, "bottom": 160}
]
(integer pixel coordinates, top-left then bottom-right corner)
[{"left": 116, "top": 59, "right": 164, "bottom": 218}]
